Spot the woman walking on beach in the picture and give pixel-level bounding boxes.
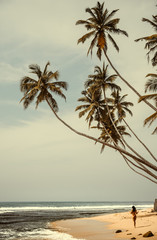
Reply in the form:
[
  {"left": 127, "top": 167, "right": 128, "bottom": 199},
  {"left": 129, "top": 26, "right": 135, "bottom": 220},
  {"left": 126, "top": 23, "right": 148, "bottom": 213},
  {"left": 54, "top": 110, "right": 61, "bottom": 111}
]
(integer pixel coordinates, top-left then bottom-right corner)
[{"left": 131, "top": 206, "right": 138, "bottom": 227}]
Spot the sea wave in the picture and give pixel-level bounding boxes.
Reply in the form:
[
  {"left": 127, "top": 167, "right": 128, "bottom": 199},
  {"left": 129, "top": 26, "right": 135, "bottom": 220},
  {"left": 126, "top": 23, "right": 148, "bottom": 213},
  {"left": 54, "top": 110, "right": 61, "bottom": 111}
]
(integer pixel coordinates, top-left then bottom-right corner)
[
  {"left": 0, "top": 228, "right": 85, "bottom": 240},
  {"left": 0, "top": 203, "right": 153, "bottom": 214}
]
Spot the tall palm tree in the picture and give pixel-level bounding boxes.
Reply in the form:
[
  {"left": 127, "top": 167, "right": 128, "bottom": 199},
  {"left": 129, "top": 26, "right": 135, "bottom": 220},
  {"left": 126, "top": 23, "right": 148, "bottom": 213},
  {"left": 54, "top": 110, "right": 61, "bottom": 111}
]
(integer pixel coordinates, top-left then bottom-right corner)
[
  {"left": 76, "top": 1, "right": 157, "bottom": 111},
  {"left": 20, "top": 62, "right": 68, "bottom": 111},
  {"left": 20, "top": 62, "right": 157, "bottom": 183},
  {"left": 139, "top": 73, "right": 157, "bottom": 134},
  {"left": 135, "top": 15, "right": 157, "bottom": 66},
  {"left": 76, "top": 1, "right": 128, "bottom": 60}
]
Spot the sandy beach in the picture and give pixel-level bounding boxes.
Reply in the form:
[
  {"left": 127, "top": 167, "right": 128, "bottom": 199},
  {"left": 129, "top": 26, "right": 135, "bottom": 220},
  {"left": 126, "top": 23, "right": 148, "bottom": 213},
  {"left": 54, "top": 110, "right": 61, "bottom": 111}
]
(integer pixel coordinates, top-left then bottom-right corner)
[{"left": 52, "top": 208, "right": 157, "bottom": 240}]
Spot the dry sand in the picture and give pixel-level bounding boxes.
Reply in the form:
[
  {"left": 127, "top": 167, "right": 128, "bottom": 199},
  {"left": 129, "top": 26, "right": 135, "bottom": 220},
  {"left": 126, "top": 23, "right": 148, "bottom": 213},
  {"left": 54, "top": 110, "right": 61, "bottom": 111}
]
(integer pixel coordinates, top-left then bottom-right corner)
[{"left": 52, "top": 208, "right": 157, "bottom": 240}]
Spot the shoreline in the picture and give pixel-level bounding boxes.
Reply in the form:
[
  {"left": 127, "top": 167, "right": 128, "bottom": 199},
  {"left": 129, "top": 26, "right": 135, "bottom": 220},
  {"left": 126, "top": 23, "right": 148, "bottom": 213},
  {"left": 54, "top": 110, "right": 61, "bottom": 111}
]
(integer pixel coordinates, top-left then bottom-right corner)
[{"left": 51, "top": 208, "right": 157, "bottom": 240}]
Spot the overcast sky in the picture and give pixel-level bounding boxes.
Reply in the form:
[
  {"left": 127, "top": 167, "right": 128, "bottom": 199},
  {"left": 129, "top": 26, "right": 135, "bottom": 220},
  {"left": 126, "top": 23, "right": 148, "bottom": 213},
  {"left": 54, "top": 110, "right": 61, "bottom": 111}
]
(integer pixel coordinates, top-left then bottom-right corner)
[{"left": 0, "top": 0, "right": 156, "bottom": 202}]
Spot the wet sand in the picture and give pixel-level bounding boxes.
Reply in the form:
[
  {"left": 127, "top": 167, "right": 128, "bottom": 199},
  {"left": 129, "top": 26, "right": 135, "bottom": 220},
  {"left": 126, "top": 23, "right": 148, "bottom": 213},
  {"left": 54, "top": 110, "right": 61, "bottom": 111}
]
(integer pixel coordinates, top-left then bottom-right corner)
[
  {"left": 52, "top": 208, "right": 157, "bottom": 240},
  {"left": 52, "top": 218, "right": 120, "bottom": 240}
]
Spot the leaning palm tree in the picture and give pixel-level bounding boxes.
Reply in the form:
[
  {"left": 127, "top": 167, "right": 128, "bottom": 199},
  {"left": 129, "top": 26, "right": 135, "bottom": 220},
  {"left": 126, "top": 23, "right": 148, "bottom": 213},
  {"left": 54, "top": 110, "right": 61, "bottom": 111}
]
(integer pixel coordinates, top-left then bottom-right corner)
[
  {"left": 76, "top": 1, "right": 157, "bottom": 111},
  {"left": 139, "top": 73, "right": 157, "bottom": 134},
  {"left": 20, "top": 62, "right": 68, "bottom": 110},
  {"left": 135, "top": 15, "right": 157, "bottom": 66},
  {"left": 20, "top": 62, "right": 157, "bottom": 183}
]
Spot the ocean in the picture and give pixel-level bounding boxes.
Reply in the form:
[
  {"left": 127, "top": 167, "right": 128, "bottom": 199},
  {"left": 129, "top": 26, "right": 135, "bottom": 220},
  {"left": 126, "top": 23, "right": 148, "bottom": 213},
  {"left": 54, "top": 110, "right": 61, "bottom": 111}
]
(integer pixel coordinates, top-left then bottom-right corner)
[{"left": 0, "top": 201, "right": 153, "bottom": 240}]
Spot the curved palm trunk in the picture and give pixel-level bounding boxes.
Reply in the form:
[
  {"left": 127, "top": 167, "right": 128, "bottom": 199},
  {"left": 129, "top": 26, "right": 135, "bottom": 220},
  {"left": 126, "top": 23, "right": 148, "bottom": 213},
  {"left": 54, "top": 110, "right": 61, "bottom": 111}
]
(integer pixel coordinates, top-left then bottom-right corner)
[
  {"left": 119, "top": 151, "right": 157, "bottom": 184},
  {"left": 103, "top": 89, "right": 152, "bottom": 167},
  {"left": 103, "top": 50, "right": 157, "bottom": 112},
  {"left": 46, "top": 98, "right": 157, "bottom": 179},
  {"left": 103, "top": 120, "right": 157, "bottom": 183},
  {"left": 123, "top": 118, "right": 157, "bottom": 162}
]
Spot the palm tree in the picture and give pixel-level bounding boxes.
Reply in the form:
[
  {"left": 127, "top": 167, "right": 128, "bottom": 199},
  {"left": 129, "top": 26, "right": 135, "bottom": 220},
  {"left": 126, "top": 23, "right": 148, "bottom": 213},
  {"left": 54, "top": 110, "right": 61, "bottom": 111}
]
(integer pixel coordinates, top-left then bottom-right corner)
[
  {"left": 86, "top": 64, "right": 129, "bottom": 145},
  {"left": 135, "top": 15, "right": 157, "bottom": 66},
  {"left": 139, "top": 73, "right": 157, "bottom": 134},
  {"left": 76, "top": 1, "right": 128, "bottom": 60},
  {"left": 75, "top": 87, "right": 106, "bottom": 127},
  {"left": 20, "top": 62, "right": 157, "bottom": 183},
  {"left": 76, "top": 1, "right": 157, "bottom": 111},
  {"left": 109, "top": 90, "right": 133, "bottom": 121},
  {"left": 85, "top": 63, "right": 120, "bottom": 95},
  {"left": 20, "top": 62, "right": 68, "bottom": 110}
]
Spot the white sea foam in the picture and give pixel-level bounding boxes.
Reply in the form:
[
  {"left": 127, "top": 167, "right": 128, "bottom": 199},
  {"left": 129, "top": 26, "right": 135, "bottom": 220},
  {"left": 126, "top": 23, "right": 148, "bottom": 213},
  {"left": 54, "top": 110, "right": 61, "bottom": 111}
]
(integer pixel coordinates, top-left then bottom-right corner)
[
  {"left": 0, "top": 203, "right": 153, "bottom": 214},
  {"left": 0, "top": 228, "right": 85, "bottom": 240},
  {"left": 10, "top": 228, "right": 85, "bottom": 240}
]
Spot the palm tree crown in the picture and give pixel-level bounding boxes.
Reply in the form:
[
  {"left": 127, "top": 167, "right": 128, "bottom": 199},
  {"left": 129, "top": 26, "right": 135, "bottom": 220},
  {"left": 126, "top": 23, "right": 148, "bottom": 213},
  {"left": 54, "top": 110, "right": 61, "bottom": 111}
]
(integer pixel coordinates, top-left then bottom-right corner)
[
  {"left": 75, "top": 87, "right": 106, "bottom": 127},
  {"left": 20, "top": 62, "right": 68, "bottom": 112},
  {"left": 135, "top": 15, "right": 157, "bottom": 66},
  {"left": 139, "top": 73, "right": 157, "bottom": 134},
  {"left": 109, "top": 90, "right": 133, "bottom": 122},
  {"left": 76, "top": 1, "right": 128, "bottom": 59},
  {"left": 85, "top": 63, "right": 120, "bottom": 94}
]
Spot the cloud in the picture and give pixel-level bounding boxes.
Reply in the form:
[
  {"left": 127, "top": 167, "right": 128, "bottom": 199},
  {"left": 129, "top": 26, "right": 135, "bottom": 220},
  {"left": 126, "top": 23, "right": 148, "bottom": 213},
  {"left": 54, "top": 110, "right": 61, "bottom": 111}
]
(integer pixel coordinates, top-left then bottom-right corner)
[
  {"left": 0, "top": 62, "right": 25, "bottom": 83},
  {"left": 0, "top": 0, "right": 156, "bottom": 201}
]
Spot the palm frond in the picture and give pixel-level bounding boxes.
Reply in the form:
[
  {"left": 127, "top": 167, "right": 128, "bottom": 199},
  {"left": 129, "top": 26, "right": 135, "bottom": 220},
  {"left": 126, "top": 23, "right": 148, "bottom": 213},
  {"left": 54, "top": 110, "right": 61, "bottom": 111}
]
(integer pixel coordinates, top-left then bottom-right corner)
[
  {"left": 20, "top": 77, "right": 37, "bottom": 92},
  {"left": 145, "top": 79, "right": 157, "bottom": 92},
  {"left": 75, "top": 104, "right": 90, "bottom": 111},
  {"left": 77, "top": 31, "right": 95, "bottom": 44},
  {"left": 48, "top": 81, "right": 68, "bottom": 91},
  {"left": 104, "top": 9, "right": 119, "bottom": 23},
  {"left": 29, "top": 64, "right": 42, "bottom": 78},
  {"left": 78, "top": 107, "right": 91, "bottom": 118},
  {"left": 43, "top": 62, "right": 50, "bottom": 75},
  {"left": 85, "top": 7, "right": 97, "bottom": 20},
  {"left": 36, "top": 91, "right": 46, "bottom": 108},
  {"left": 135, "top": 34, "right": 157, "bottom": 42},
  {"left": 106, "top": 18, "right": 120, "bottom": 27},
  {"left": 142, "top": 17, "right": 157, "bottom": 30},
  {"left": 76, "top": 19, "right": 88, "bottom": 25},
  {"left": 47, "top": 71, "right": 59, "bottom": 81},
  {"left": 138, "top": 93, "right": 157, "bottom": 102},
  {"left": 49, "top": 86, "right": 66, "bottom": 101},
  {"left": 107, "top": 33, "right": 119, "bottom": 51},
  {"left": 87, "top": 34, "right": 98, "bottom": 56},
  {"left": 144, "top": 111, "right": 157, "bottom": 127},
  {"left": 146, "top": 73, "right": 157, "bottom": 78},
  {"left": 22, "top": 91, "right": 38, "bottom": 109},
  {"left": 96, "top": 47, "right": 103, "bottom": 60},
  {"left": 108, "top": 28, "right": 128, "bottom": 37},
  {"left": 46, "top": 92, "right": 58, "bottom": 112},
  {"left": 152, "top": 126, "right": 157, "bottom": 134},
  {"left": 152, "top": 51, "right": 157, "bottom": 66}
]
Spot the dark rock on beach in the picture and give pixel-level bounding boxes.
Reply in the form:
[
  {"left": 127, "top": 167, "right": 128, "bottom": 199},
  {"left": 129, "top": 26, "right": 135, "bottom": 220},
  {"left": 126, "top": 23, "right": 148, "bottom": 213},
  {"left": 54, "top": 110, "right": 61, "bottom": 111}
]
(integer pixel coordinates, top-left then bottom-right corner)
[
  {"left": 115, "top": 229, "right": 122, "bottom": 233},
  {"left": 143, "top": 231, "right": 154, "bottom": 237}
]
